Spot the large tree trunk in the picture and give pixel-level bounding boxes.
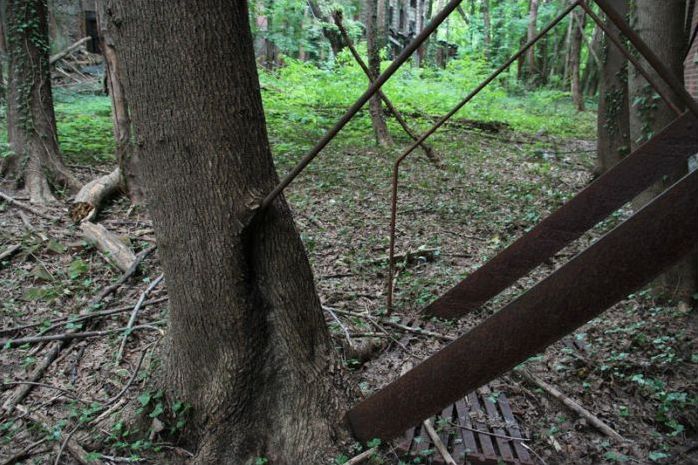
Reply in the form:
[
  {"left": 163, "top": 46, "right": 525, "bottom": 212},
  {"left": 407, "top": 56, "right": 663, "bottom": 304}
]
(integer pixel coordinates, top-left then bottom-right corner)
[
  {"left": 366, "top": 0, "right": 393, "bottom": 146},
  {"left": 568, "top": 5, "right": 586, "bottom": 111},
  {"left": 629, "top": 0, "right": 696, "bottom": 303},
  {"left": 596, "top": 0, "right": 630, "bottom": 176},
  {"left": 1, "top": 0, "right": 81, "bottom": 204},
  {"left": 107, "top": 1, "right": 349, "bottom": 464}
]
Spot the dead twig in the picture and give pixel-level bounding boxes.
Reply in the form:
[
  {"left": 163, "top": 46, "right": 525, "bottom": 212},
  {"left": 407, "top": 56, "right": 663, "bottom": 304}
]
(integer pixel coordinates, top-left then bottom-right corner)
[
  {"left": 344, "top": 448, "right": 377, "bottom": 465},
  {"left": 423, "top": 419, "right": 457, "bottom": 465},
  {"left": 326, "top": 307, "right": 454, "bottom": 342},
  {"left": 2, "top": 342, "right": 64, "bottom": 413},
  {"left": 0, "top": 323, "right": 164, "bottom": 347},
  {"left": 519, "top": 370, "right": 628, "bottom": 444},
  {"left": 0, "top": 190, "right": 54, "bottom": 220},
  {"left": 0, "top": 244, "right": 21, "bottom": 263},
  {"left": 1, "top": 381, "right": 96, "bottom": 405},
  {"left": 0, "top": 437, "right": 49, "bottom": 465},
  {"left": 324, "top": 306, "right": 354, "bottom": 349},
  {"left": 116, "top": 274, "right": 164, "bottom": 364}
]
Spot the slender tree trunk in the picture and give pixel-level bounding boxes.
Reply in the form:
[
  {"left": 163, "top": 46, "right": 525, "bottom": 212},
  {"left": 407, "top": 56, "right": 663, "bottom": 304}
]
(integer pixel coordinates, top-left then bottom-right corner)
[
  {"left": 525, "top": 0, "right": 540, "bottom": 82},
  {"left": 581, "top": 24, "right": 602, "bottom": 95},
  {"left": 307, "top": 0, "right": 346, "bottom": 56},
  {"left": 107, "top": 2, "right": 350, "bottom": 464},
  {"left": 482, "top": 0, "right": 491, "bottom": 57},
  {"left": 596, "top": 0, "right": 630, "bottom": 175},
  {"left": 568, "top": 5, "right": 586, "bottom": 111},
  {"left": 1, "top": 0, "right": 81, "bottom": 203},
  {"left": 629, "top": 0, "right": 696, "bottom": 303},
  {"left": 366, "top": 0, "right": 393, "bottom": 146},
  {"left": 97, "top": 0, "right": 143, "bottom": 203}
]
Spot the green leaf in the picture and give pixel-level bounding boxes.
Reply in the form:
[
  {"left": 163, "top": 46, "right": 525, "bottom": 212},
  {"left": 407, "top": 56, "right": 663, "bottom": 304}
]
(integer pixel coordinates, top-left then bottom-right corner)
[
  {"left": 137, "top": 392, "right": 151, "bottom": 407},
  {"left": 149, "top": 402, "right": 164, "bottom": 418},
  {"left": 68, "top": 259, "right": 89, "bottom": 279},
  {"left": 649, "top": 451, "right": 669, "bottom": 462},
  {"left": 46, "top": 240, "right": 67, "bottom": 254}
]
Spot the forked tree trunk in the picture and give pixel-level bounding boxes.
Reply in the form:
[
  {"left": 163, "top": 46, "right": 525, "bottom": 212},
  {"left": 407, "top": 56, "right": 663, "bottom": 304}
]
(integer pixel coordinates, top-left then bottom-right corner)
[
  {"left": 629, "top": 0, "right": 696, "bottom": 303},
  {"left": 1, "top": 0, "right": 81, "bottom": 203},
  {"left": 568, "top": 5, "right": 586, "bottom": 111},
  {"left": 596, "top": 0, "right": 630, "bottom": 175},
  {"left": 107, "top": 1, "right": 349, "bottom": 464},
  {"left": 366, "top": 0, "right": 393, "bottom": 146}
]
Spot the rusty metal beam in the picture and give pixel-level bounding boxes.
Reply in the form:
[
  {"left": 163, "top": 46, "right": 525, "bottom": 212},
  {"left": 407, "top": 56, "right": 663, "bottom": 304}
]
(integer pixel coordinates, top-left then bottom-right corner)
[
  {"left": 592, "top": 0, "right": 698, "bottom": 119},
  {"left": 348, "top": 168, "right": 698, "bottom": 442},
  {"left": 424, "top": 111, "right": 698, "bottom": 319}
]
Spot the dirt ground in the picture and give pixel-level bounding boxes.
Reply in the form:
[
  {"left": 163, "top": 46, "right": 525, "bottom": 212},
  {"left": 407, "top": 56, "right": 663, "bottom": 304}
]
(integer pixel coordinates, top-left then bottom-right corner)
[{"left": 1, "top": 125, "right": 697, "bottom": 465}]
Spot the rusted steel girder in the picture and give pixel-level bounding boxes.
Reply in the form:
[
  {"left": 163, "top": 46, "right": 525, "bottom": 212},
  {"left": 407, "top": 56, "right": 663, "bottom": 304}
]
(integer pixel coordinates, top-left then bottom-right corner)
[
  {"left": 424, "top": 112, "right": 698, "bottom": 319},
  {"left": 348, "top": 168, "right": 698, "bottom": 442}
]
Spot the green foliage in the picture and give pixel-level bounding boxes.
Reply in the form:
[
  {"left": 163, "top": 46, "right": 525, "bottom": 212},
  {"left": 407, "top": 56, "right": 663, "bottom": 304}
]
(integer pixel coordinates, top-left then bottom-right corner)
[{"left": 53, "top": 93, "right": 115, "bottom": 163}]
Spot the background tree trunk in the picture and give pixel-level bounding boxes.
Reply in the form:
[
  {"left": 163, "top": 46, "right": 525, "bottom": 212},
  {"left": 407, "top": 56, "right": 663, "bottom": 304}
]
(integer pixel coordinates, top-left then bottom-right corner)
[
  {"left": 482, "top": 0, "right": 491, "bottom": 57},
  {"left": 366, "top": 0, "right": 393, "bottom": 146},
  {"left": 596, "top": 0, "right": 630, "bottom": 175},
  {"left": 307, "top": 0, "right": 346, "bottom": 56},
  {"left": 96, "top": 0, "right": 143, "bottom": 203},
  {"left": 568, "top": 5, "right": 586, "bottom": 111},
  {"left": 2, "top": 0, "right": 80, "bottom": 203},
  {"left": 525, "top": 0, "right": 539, "bottom": 83},
  {"left": 629, "top": 0, "right": 697, "bottom": 303},
  {"left": 108, "top": 1, "right": 349, "bottom": 464}
]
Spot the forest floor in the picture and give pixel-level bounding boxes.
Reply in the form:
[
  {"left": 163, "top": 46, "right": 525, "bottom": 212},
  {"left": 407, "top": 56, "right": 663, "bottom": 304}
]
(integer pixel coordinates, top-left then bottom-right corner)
[{"left": 1, "top": 79, "right": 697, "bottom": 465}]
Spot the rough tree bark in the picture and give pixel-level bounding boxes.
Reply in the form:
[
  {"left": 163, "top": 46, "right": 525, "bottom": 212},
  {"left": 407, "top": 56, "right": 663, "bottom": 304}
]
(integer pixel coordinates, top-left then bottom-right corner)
[
  {"left": 596, "top": 0, "right": 630, "bottom": 175},
  {"left": 568, "top": 5, "right": 586, "bottom": 111},
  {"left": 482, "top": 0, "right": 491, "bottom": 58},
  {"left": 525, "top": 0, "right": 540, "bottom": 83},
  {"left": 307, "top": 0, "right": 346, "bottom": 56},
  {"left": 629, "top": 0, "right": 696, "bottom": 303},
  {"left": 366, "top": 0, "right": 393, "bottom": 146},
  {"left": 107, "top": 1, "right": 350, "bottom": 464},
  {"left": 1, "top": 0, "right": 81, "bottom": 204}
]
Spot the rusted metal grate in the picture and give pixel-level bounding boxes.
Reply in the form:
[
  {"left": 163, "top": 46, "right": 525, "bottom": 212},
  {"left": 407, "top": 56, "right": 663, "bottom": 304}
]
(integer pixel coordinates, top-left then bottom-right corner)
[{"left": 397, "top": 387, "right": 533, "bottom": 465}]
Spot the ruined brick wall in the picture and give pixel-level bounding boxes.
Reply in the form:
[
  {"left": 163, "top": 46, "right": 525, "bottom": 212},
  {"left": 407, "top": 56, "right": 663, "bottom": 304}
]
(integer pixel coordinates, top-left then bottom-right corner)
[{"left": 685, "top": 5, "right": 698, "bottom": 99}]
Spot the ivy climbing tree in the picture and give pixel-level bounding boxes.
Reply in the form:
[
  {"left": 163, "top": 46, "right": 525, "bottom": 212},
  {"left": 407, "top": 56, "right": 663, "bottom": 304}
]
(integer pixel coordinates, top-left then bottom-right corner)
[{"left": 1, "top": 0, "right": 81, "bottom": 204}]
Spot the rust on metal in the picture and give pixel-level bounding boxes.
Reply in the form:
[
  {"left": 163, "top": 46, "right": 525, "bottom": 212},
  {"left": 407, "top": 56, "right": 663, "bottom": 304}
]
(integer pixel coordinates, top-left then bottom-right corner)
[
  {"left": 592, "top": 0, "right": 698, "bottom": 118},
  {"left": 424, "top": 111, "right": 698, "bottom": 319},
  {"left": 259, "top": 0, "right": 467, "bottom": 211},
  {"left": 348, "top": 168, "right": 698, "bottom": 441},
  {"left": 580, "top": 1, "right": 681, "bottom": 116},
  {"left": 397, "top": 387, "right": 533, "bottom": 465},
  {"left": 386, "top": 0, "right": 582, "bottom": 313}
]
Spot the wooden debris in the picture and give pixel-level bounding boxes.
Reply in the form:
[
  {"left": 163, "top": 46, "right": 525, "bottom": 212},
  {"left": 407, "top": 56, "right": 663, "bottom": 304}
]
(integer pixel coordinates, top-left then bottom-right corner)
[
  {"left": 80, "top": 221, "right": 136, "bottom": 272},
  {"left": 70, "top": 168, "right": 122, "bottom": 222},
  {"left": 0, "top": 190, "right": 54, "bottom": 220},
  {"left": 520, "top": 370, "right": 628, "bottom": 444},
  {"left": 423, "top": 419, "right": 457, "bottom": 465},
  {"left": 0, "top": 323, "right": 164, "bottom": 347},
  {"left": 0, "top": 244, "right": 21, "bottom": 262},
  {"left": 370, "top": 248, "right": 438, "bottom": 266},
  {"left": 344, "top": 448, "right": 377, "bottom": 465},
  {"left": 49, "top": 37, "right": 90, "bottom": 65}
]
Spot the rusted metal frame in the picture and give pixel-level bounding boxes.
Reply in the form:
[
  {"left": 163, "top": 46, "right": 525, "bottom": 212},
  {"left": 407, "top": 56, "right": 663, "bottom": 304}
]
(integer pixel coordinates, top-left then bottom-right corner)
[
  {"left": 579, "top": 1, "right": 681, "bottom": 116},
  {"left": 258, "top": 0, "right": 467, "bottom": 211},
  {"left": 424, "top": 111, "right": 698, "bottom": 318},
  {"left": 348, "top": 168, "right": 698, "bottom": 442},
  {"left": 332, "top": 12, "right": 436, "bottom": 160},
  {"left": 385, "top": 0, "right": 582, "bottom": 314},
  {"left": 592, "top": 0, "right": 698, "bottom": 118}
]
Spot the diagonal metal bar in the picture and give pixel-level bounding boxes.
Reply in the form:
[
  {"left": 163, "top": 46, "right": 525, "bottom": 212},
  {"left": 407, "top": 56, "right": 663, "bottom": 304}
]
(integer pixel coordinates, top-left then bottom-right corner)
[
  {"left": 592, "top": 0, "right": 698, "bottom": 118},
  {"left": 259, "top": 0, "right": 466, "bottom": 211},
  {"left": 348, "top": 168, "right": 698, "bottom": 442},
  {"left": 332, "top": 11, "right": 436, "bottom": 161},
  {"left": 386, "top": 0, "right": 582, "bottom": 313},
  {"left": 424, "top": 111, "right": 698, "bottom": 319},
  {"left": 580, "top": 1, "right": 681, "bottom": 115}
]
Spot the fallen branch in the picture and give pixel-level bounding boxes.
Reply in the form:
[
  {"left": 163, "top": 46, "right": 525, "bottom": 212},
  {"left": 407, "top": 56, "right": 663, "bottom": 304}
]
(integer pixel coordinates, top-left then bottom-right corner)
[
  {"left": 0, "top": 296, "right": 167, "bottom": 336},
  {"left": 116, "top": 274, "right": 164, "bottom": 364},
  {"left": 520, "top": 370, "right": 628, "bottom": 444},
  {"left": 0, "top": 437, "right": 49, "bottom": 465},
  {"left": 80, "top": 221, "right": 136, "bottom": 272},
  {"left": 325, "top": 307, "right": 453, "bottom": 342},
  {"left": 70, "top": 168, "right": 122, "bottom": 222},
  {"left": 423, "top": 419, "right": 457, "bottom": 465},
  {"left": 344, "top": 447, "right": 377, "bottom": 465},
  {"left": 0, "top": 323, "right": 164, "bottom": 347},
  {"left": 0, "top": 190, "right": 54, "bottom": 220},
  {"left": 49, "top": 36, "right": 90, "bottom": 65},
  {"left": 369, "top": 248, "right": 438, "bottom": 267},
  {"left": 0, "top": 244, "right": 21, "bottom": 262},
  {"left": 2, "top": 342, "right": 64, "bottom": 413}
]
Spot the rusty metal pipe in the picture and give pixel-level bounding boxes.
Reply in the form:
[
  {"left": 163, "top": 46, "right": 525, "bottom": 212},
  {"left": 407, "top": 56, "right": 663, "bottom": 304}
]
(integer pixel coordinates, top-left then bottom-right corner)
[
  {"left": 592, "top": 0, "right": 698, "bottom": 118},
  {"left": 259, "top": 0, "right": 467, "bottom": 211},
  {"left": 386, "top": 0, "right": 581, "bottom": 314},
  {"left": 579, "top": 1, "right": 681, "bottom": 116}
]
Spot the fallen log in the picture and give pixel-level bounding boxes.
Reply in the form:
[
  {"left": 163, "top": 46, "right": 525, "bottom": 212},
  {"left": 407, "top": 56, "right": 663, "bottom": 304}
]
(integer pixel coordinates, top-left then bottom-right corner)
[
  {"left": 70, "top": 168, "right": 122, "bottom": 222},
  {"left": 49, "top": 37, "right": 90, "bottom": 65},
  {"left": 80, "top": 221, "right": 136, "bottom": 272}
]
